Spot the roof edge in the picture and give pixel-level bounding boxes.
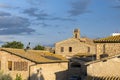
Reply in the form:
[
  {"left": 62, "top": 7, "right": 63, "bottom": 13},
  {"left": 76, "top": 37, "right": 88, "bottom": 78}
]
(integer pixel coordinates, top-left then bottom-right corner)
[{"left": 0, "top": 49, "right": 68, "bottom": 64}]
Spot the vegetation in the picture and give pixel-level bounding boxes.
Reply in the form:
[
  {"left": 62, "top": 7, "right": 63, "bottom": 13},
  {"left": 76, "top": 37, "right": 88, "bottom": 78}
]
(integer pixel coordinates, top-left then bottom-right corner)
[
  {"left": 33, "top": 44, "right": 45, "bottom": 50},
  {"left": 15, "top": 74, "right": 22, "bottom": 80},
  {"left": 1, "top": 41, "right": 24, "bottom": 49},
  {"left": 0, "top": 71, "right": 12, "bottom": 80}
]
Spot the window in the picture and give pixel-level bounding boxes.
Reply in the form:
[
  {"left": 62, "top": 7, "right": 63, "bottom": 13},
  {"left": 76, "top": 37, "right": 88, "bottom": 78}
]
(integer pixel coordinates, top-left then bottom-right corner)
[
  {"left": 14, "top": 61, "right": 28, "bottom": 71},
  {"left": 69, "top": 47, "right": 72, "bottom": 52},
  {"left": 8, "top": 61, "right": 12, "bottom": 71},
  {"left": 75, "top": 34, "right": 77, "bottom": 38},
  {"left": 88, "top": 47, "right": 90, "bottom": 53},
  {"left": 103, "top": 44, "right": 105, "bottom": 53},
  {"left": 61, "top": 47, "right": 64, "bottom": 52}
]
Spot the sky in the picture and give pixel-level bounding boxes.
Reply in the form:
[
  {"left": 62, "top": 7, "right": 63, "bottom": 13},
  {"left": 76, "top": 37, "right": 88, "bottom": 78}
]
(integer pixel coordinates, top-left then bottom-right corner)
[{"left": 0, "top": 0, "right": 120, "bottom": 47}]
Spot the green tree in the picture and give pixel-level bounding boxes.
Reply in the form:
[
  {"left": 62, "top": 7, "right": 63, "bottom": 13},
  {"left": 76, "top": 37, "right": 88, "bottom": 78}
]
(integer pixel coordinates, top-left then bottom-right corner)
[
  {"left": 33, "top": 44, "right": 45, "bottom": 50},
  {"left": 1, "top": 41, "right": 24, "bottom": 49}
]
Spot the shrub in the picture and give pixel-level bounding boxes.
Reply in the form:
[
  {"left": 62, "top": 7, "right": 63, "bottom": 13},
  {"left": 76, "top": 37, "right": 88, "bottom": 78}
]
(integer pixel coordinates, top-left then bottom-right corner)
[
  {"left": 0, "top": 71, "right": 12, "bottom": 80},
  {"left": 15, "top": 74, "right": 22, "bottom": 80}
]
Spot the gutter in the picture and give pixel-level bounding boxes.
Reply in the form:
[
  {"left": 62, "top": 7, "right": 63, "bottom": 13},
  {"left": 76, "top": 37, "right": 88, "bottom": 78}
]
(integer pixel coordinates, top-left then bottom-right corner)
[{"left": 28, "top": 63, "right": 37, "bottom": 80}]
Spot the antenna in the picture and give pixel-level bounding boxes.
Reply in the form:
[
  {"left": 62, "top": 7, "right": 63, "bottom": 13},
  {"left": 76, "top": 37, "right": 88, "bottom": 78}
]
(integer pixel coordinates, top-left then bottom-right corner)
[{"left": 24, "top": 42, "right": 31, "bottom": 51}]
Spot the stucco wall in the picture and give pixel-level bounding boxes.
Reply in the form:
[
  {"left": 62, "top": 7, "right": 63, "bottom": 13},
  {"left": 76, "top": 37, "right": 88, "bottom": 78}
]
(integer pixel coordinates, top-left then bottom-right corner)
[
  {"left": 87, "top": 57, "right": 120, "bottom": 77},
  {"left": 0, "top": 51, "right": 68, "bottom": 80},
  {"left": 30, "top": 63, "right": 68, "bottom": 80},
  {"left": 96, "top": 43, "right": 120, "bottom": 59},
  {"left": 55, "top": 38, "right": 95, "bottom": 57}
]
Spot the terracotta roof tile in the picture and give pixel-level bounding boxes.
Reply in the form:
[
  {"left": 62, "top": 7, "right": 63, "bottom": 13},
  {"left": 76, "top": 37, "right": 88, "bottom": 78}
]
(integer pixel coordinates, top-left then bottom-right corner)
[
  {"left": 94, "top": 35, "right": 120, "bottom": 43},
  {"left": 86, "top": 76, "right": 120, "bottom": 80},
  {"left": 0, "top": 48, "right": 68, "bottom": 63}
]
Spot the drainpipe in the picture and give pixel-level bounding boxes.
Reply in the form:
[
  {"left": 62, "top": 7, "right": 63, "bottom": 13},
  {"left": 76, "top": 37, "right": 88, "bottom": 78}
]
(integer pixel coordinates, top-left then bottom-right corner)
[{"left": 28, "top": 63, "right": 37, "bottom": 80}]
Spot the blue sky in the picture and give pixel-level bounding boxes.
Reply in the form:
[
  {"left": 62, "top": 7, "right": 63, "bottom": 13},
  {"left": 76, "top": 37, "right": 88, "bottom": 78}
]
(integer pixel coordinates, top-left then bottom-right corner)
[{"left": 0, "top": 0, "right": 120, "bottom": 47}]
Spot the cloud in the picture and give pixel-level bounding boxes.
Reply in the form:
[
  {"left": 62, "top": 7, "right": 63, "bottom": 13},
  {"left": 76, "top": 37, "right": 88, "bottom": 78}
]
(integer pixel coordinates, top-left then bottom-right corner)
[
  {"left": 23, "top": 8, "right": 49, "bottom": 20},
  {"left": 0, "top": 3, "right": 13, "bottom": 8},
  {"left": 27, "top": 0, "right": 43, "bottom": 5},
  {"left": 0, "top": 11, "right": 11, "bottom": 16},
  {"left": 112, "top": 5, "right": 120, "bottom": 8},
  {"left": 23, "top": 8, "right": 76, "bottom": 22},
  {"left": 57, "top": 31, "right": 66, "bottom": 34},
  {"left": 50, "top": 17, "right": 76, "bottom": 21},
  {"left": 0, "top": 16, "right": 35, "bottom": 35},
  {"left": 68, "top": 0, "right": 91, "bottom": 16}
]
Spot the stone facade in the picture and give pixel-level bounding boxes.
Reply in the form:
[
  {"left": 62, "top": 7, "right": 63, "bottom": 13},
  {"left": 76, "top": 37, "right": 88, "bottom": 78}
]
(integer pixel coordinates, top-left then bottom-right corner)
[
  {"left": 94, "top": 35, "right": 120, "bottom": 59},
  {"left": 0, "top": 49, "right": 68, "bottom": 80},
  {"left": 0, "top": 51, "right": 33, "bottom": 80},
  {"left": 96, "top": 43, "right": 120, "bottom": 59},
  {"left": 55, "top": 29, "right": 95, "bottom": 58},
  {"left": 87, "top": 57, "right": 120, "bottom": 77}
]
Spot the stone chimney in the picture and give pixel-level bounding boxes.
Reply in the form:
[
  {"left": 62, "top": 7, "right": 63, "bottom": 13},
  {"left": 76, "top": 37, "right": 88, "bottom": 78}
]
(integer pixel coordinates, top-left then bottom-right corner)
[{"left": 73, "top": 29, "right": 80, "bottom": 39}]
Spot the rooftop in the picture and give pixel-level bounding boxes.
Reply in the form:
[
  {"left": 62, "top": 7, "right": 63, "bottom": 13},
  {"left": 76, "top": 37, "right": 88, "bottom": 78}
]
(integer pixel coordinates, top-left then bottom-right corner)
[
  {"left": 0, "top": 48, "right": 68, "bottom": 64},
  {"left": 71, "top": 53, "right": 96, "bottom": 62},
  {"left": 94, "top": 35, "right": 120, "bottom": 43}
]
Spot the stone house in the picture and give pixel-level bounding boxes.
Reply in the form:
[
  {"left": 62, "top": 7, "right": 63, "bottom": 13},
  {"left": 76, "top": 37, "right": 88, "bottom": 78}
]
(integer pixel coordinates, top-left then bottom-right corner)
[
  {"left": 94, "top": 33, "right": 120, "bottom": 59},
  {"left": 0, "top": 48, "right": 68, "bottom": 80},
  {"left": 70, "top": 53, "right": 120, "bottom": 80},
  {"left": 55, "top": 29, "right": 95, "bottom": 58},
  {"left": 86, "top": 54, "right": 120, "bottom": 79}
]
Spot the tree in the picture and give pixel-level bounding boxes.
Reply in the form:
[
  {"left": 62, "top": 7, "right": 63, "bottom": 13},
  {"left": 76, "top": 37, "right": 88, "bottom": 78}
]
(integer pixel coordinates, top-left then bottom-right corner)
[
  {"left": 1, "top": 41, "right": 24, "bottom": 49},
  {"left": 33, "top": 45, "right": 45, "bottom": 50}
]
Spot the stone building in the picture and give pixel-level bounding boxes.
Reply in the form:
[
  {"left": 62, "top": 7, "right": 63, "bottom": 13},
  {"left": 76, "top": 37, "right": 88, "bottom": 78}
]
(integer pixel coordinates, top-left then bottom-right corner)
[
  {"left": 94, "top": 33, "right": 120, "bottom": 59},
  {"left": 70, "top": 53, "right": 120, "bottom": 80},
  {"left": 0, "top": 48, "right": 68, "bottom": 80},
  {"left": 55, "top": 29, "right": 95, "bottom": 58},
  {"left": 86, "top": 54, "right": 120, "bottom": 79}
]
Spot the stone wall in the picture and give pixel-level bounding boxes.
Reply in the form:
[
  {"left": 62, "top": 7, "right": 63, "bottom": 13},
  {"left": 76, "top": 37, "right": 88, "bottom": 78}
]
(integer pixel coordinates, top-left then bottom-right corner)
[
  {"left": 55, "top": 38, "right": 95, "bottom": 57},
  {"left": 87, "top": 57, "right": 120, "bottom": 77},
  {"left": 30, "top": 62, "right": 68, "bottom": 80},
  {"left": 0, "top": 51, "right": 68, "bottom": 80},
  {"left": 96, "top": 43, "right": 120, "bottom": 59},
  {"left": 0, "top": 51, "right": 33, "bottom": 80}
]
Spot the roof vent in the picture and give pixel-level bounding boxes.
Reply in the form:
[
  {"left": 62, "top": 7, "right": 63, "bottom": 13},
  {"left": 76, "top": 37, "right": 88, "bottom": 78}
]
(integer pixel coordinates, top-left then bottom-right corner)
[{"left": 112, "top": 33, "right": 120, "bottom": 36}]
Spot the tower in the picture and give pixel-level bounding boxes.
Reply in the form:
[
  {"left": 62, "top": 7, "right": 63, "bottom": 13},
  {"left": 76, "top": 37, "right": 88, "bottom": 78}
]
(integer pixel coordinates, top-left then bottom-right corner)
[{"left": 73, "top": 29, "right": 80, "bottom": 39}]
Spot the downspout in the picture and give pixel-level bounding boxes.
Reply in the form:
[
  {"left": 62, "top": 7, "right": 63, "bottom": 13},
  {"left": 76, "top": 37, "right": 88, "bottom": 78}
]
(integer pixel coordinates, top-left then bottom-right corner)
[{"left": 29, "top": 63, "right": 37, "bottom": 80}]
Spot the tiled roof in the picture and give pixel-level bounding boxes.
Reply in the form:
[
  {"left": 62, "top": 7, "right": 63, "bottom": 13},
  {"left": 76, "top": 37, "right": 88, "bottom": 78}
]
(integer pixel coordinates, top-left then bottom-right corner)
[
  {"left": 94, "top": 35, "right": 120, "bottom": 43},
  {"left": 78, "top": 37, "right": 95, "bottom": 45},
  {"left": 86, "top": 76, "right": 120, "bottom": 80},
  {"left": 85, "top": 54, "right": 120, "bottom": 65},
  {"left": 0, "top": 48, "right": 68, "bottom": 63}
]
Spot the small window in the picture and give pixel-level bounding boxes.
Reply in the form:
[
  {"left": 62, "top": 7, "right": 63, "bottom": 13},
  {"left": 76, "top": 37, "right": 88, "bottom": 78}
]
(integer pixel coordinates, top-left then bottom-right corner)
[
  {"left": 69, "top": 47, "right": 72, "bottom": 52},
  {"left": 61, "top": 47, "right": 64, "bottom": 52},
  {"left": 8, "top": 61, "right": 12, "bottom": 71},
  {"left": 88, "top": 47, "right": 90, "bottom": 53},
  {"left": 75, "top": 34, "right": 77, "bottom": 38},
  {"left": 103, "top": 44, "right": 105, "bottom": 53}
]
